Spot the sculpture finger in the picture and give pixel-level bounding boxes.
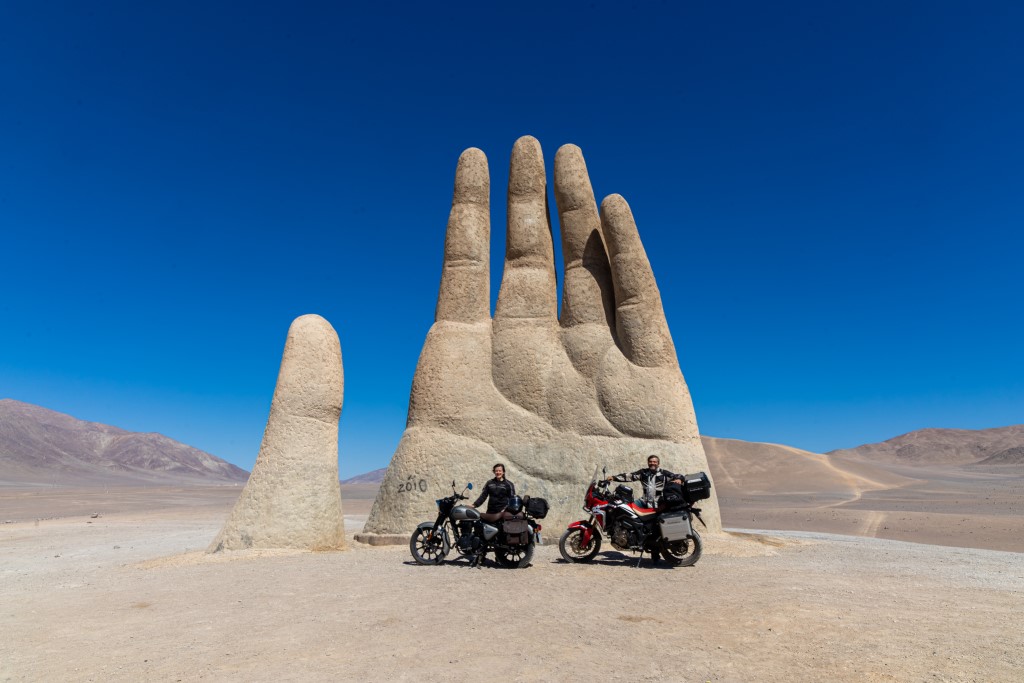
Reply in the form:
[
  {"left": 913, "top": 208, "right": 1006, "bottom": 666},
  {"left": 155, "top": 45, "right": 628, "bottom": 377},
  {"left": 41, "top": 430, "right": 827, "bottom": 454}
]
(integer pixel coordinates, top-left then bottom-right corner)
[
  {"left": 494, "top": 136, "right": 557, "bottom": 322},
  {"left": 600, "top": 194, "right": 678, "bottom": 368},
  {"left": 554, "top": 144, "right": 615, "bottom": 329},
  {"left": 209, "top": 314, "right": 346, "bottom": 551},
  {"left": 436, "top": 148, "right": 491, "bottom": 323}
]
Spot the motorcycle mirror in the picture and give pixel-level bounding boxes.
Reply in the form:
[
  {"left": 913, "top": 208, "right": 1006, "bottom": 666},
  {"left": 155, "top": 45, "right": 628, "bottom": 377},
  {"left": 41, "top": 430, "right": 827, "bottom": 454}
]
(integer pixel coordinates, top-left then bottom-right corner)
[
  {"left": 452, "top": 480, "right": 456, "bottom": 488},
  {"left": 467, "top": 482, "right": 473, "bottom": 490}
]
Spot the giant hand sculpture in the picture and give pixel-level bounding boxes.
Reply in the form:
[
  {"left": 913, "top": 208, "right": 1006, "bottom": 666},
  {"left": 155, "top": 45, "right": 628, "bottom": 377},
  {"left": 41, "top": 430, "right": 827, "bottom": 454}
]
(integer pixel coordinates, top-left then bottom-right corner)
[{"left": 356, "top": 137, "right": 720, "bottom": 544}]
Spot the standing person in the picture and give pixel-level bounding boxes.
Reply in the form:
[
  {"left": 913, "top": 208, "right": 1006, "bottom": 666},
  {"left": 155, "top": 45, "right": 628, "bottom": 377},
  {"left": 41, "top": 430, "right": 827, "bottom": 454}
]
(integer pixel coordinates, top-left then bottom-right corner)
[
  {"left": 473, "top": 463, "right": 516, "bottom": 516},
  {"left": 606, "top": 455, "right": 683, "bottom": 509},
  {"left": 607, "top": 455, "right": 684, "bottom": 564}
]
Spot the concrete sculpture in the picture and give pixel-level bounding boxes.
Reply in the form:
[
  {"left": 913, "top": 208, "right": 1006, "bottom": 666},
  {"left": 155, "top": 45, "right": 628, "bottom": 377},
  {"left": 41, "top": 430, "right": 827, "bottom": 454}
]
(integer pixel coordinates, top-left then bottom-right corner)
[
  {"left": 355, "top": 137, "right": 720, "bottom": 544},
  {"left": 210, "top": 314, "right": 347, "bottom": 552}
]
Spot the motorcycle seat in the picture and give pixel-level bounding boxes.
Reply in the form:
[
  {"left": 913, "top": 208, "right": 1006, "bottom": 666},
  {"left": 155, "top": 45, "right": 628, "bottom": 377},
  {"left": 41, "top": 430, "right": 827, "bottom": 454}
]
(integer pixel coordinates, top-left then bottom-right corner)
[
  {"left": 480, "top": 510, "right": 525, "bottom": 523},
  {"left": 629, "top": 503, "right": 658, "bottom": 517}
]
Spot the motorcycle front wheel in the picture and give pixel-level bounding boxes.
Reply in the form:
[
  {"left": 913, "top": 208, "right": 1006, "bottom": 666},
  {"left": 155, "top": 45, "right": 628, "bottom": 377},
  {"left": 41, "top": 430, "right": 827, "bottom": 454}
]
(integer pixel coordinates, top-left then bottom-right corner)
[
  {"left": 558, "top": 527, "right": 602, "bottom": 563},
  {"left": 661, "top": 531, "right": 702, "bottom": 567},
  {"left": 409, "top": 527, "right": 448, "bottom": 565},
  {"left": 495, "top": 543, "right": 534, "bottom": 569}
]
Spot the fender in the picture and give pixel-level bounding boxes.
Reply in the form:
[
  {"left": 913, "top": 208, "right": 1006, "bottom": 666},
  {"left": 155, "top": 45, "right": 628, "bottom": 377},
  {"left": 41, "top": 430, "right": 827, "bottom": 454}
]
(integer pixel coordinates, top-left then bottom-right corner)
[
  {"left": 567, "top": 520, "right": 599, "bottom": 547},
  {"left": 416, "top": 521, "right": 451, "bottom": 554}
]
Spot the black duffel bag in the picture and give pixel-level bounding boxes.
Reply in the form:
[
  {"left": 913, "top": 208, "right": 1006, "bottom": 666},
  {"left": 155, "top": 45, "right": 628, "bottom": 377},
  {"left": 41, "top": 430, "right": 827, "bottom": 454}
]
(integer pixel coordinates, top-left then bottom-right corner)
[
  {"left": 661, "top": 481, "right": 685, "bottom": 506},
  {"left": 524, "top": 496, "right": 549, "bottom": 519}
]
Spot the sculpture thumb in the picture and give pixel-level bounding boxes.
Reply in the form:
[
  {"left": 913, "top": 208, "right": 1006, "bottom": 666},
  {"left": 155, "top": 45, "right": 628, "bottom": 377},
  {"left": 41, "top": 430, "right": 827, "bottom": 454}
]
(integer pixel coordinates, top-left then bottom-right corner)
[{"left": 209, "top": 314, "right": 347, "bottom": 552}]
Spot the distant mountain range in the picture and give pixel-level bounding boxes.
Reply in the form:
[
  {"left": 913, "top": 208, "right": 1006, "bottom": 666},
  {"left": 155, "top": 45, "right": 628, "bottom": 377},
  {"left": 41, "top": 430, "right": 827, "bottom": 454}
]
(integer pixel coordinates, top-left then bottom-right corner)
[
  {"left": 341, "top": 467, "right": 386, "bottom": 484},
  {"left": 3, "top": 398, "right": 1020, "bottom": 488},
  {"left": 0, "top": 399, "right": 249, "bottom": 486},
  {"left": 827, "top": 424, "right": 1024, "bottom": 465}
]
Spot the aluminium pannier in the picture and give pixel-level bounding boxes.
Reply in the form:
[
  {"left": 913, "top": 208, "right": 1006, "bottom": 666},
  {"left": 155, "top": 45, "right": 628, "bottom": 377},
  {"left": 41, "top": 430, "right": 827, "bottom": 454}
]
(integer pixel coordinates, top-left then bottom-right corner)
[{"left": 659, "top": 512, "right": 693, "bottom": 541}]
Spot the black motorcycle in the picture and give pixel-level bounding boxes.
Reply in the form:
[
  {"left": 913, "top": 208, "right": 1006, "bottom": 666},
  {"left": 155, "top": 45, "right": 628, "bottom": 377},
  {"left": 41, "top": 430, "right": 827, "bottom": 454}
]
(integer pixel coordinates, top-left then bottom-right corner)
[
  {"left": 559, "top": 466, "right": 710, "bottom": 567},
  {"left": 409, "top": 481, "right": 549, "bottom": 568}
]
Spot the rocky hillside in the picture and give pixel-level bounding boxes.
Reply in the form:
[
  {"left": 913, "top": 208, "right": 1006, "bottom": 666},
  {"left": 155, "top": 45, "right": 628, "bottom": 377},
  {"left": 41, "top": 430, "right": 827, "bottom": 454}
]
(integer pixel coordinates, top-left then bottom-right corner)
[
  {"left": 974, "top": 445, "right": 1024, "bottom": 465},
  {"left": 0, "top": 399, "right": 249, "bottom": 486},
  {"left": 827, "top": 424, "right": 1024, "bottom": 465}
]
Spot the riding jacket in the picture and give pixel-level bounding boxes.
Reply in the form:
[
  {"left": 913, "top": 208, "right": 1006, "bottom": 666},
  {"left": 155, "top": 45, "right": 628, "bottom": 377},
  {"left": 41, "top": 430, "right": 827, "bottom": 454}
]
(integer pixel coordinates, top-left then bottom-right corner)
[
  {"left": 610, "top": 467, "right": 679, "bottom": 506},
  {"left": 473, "top": 477, "right": 516, "bottom": 514}
]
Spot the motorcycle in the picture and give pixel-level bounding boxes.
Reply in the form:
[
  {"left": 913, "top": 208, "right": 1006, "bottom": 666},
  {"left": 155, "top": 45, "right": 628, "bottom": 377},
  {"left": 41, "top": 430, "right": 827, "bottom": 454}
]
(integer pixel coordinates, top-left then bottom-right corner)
[
  {"left": 409, "top": 481, "right": 549, "bottom": 568},
  {"left": 558, "top": 466, "right": 710, "bottom": 567}
]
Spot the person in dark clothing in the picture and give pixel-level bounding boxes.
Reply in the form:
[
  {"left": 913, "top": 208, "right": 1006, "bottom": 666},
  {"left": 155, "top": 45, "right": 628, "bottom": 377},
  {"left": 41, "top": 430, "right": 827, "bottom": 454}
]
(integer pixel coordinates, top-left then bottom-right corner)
[
  {"left": 607, "top": 455, "right": 683, "bottom": 507},
  {"left": 473, "top": 463, "right": 516, "bottom": 514},
  {"left": 607, "top": 455, "right": 683, "bottom": 564}
]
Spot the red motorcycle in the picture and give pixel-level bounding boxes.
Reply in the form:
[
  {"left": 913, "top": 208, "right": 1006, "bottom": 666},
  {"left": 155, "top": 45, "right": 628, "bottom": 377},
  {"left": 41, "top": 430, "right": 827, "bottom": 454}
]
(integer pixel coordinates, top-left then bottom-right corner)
[{"left": 558, "top": 466, "right": 709, "bottom": 567}]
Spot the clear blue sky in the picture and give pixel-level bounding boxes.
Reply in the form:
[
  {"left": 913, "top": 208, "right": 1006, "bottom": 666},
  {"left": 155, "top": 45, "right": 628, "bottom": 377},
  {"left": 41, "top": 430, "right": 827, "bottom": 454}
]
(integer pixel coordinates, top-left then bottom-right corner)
[{"left": 2, "top": 2, "right": 1021, "bottom": 477}]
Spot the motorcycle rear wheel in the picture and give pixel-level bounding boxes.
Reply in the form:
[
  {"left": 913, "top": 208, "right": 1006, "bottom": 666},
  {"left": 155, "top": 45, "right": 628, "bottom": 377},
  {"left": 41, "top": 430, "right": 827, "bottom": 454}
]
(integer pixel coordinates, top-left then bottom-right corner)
[
  {"left": 495, "top": 543, "right": 534, "bottom": 569},
  {"left": 558, "top": 527, "right": 602, "bottom": 563},
  {"left": 409, "top": 527, "right": 448, "bottom": 565},
  {"left": 661, "top": 532, "right": 702, "bottom": 567}
]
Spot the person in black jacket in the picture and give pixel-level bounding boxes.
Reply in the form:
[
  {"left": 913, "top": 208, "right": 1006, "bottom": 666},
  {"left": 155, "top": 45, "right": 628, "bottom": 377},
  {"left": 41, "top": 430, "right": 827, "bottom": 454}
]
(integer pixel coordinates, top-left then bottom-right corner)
[
  {"left": 607, "top": 455, "right": 683, "bottom": 508},
  {"left": 473, "top": 463, "right": 516, "bottom": 515},
  {"left": 607, "top": 455, "right": 684, "bottom": 564}
]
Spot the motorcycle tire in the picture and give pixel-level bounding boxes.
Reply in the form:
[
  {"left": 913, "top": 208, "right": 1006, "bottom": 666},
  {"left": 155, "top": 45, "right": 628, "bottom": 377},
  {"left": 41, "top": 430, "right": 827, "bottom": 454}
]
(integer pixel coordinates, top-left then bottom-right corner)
[
  {"left": 558, "top": 527, "right": 602, "bottom": 563},
  {"left": 495, "top": 543, "right": 534, "bottom": 569},
  {"left": 409, "top": 527, "right": 448, "bottom": 565},
  {"left": 661, "top": 531, "right": 702, "bottom": 567}
]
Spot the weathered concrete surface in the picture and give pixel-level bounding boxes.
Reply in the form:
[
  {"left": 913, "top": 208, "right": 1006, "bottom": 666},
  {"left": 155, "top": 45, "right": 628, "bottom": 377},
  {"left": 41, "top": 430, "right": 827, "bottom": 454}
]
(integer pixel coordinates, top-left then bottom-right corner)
[
  {"left": 209, "top": 314, "right": 346, "bottom": 552},
  {"left": 356, "top": 138, "right": 720, "bottom": 544}
]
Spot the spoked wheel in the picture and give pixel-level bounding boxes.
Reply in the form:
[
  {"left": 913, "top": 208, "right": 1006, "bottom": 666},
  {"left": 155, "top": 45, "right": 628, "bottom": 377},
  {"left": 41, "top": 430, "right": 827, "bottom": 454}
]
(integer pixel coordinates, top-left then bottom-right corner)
[
  {"left": 409, "top": 527, "right": 448, "bottom": 565},
  {"left": 558, "top": 528, "right": 602, "bottom": 563},
  {"left": 495, "top": 543, "right": 535, "bottom": 569},
  {"left": 661, "top": 532, "right": 703, "bottom": 567}
]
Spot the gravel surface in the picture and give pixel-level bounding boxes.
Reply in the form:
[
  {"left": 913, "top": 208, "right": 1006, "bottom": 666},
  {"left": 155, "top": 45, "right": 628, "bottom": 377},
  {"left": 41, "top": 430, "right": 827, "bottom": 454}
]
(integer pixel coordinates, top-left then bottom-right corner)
[{"left": 2, "top": 506, "right": 1022, "bottom": 682}]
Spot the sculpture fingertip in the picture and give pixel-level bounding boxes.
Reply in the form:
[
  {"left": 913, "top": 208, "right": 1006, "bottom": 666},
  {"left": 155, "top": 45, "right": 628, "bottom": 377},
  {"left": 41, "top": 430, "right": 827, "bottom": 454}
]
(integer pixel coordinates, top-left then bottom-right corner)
[
  {"left": 459, "top": 147, "right": 487, "bottom": 164},
  {"left": 508, "top": 136, "right": 546, "bottom": 196},
  {"left": 290, "top": 313, "right": 333, "bottom": 331},
  {"left": 600, "top": 194, "right": 630, "bottom": 214},
  {"left": 555, "top": 143, "right": 583, "bottom": 160},
  {"left": 455, "top": 148, "right": 490, "bottom": 205},
  {"left": 513, "top": 134, "right": 541, "bottom": 150}
]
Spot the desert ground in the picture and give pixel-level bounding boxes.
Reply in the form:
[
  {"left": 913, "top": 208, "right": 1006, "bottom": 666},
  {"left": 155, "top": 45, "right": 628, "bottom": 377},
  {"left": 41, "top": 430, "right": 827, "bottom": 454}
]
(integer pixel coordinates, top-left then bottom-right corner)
[{"left": 3, "top": 457, "right": 1023, "bottom": 683}]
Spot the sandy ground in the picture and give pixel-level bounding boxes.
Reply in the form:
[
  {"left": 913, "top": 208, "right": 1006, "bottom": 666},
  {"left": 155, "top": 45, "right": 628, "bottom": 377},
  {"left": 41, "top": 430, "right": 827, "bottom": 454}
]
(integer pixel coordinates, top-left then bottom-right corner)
[{"left": 2, "top": 481, "right": 1022, "bottom": 682}]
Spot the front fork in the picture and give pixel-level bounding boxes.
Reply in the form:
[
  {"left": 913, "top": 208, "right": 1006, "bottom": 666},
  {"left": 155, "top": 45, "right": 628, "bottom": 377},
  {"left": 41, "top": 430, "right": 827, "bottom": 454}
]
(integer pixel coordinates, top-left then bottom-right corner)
[
  {"left": 419, "top": 512, "right": 451, "bottom": 553},
  {"left": 567, "top": 514, "right": 603, "bottom": 547}
]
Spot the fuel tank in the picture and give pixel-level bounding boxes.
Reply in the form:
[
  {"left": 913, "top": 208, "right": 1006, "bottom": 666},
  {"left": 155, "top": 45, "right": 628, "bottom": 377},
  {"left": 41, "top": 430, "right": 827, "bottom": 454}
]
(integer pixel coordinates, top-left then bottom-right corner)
[{"left": 450, "top": 505, "right": 481, "bottom": 521}]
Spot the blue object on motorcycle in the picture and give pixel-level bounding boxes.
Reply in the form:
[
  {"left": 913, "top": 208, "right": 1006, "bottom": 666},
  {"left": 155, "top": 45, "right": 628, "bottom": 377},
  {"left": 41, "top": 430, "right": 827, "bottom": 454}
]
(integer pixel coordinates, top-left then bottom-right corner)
[{"left": 467, "top": 482, "right": 473, "bottom": 489}]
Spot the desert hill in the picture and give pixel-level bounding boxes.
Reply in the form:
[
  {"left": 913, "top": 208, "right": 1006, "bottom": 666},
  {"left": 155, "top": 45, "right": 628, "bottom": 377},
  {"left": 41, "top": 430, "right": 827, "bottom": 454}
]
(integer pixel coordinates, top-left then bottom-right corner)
[
  {"left": 0, "top": 399, "right": 248, "bottom": 486},
  {"left": 827, "top": 424, "right": 1024, "bottom": 465},
  {"left": 341, "top": 467, "right": 386, "bottom": 484},
  {"left": 698, "top": 432, "right": 1024, "bottom": 553},
  {"left": 700, "top": 435, "right": 911, "bottom": 500},
  {"left": 975, "top": 445, "right": 1024, "bottom": 465}
]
